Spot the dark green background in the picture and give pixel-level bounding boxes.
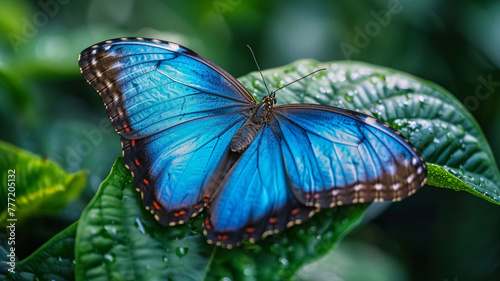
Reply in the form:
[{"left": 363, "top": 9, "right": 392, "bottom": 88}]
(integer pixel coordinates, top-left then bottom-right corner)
[{"left": 0, "top": 0, "right": 499, "bottom": 280}]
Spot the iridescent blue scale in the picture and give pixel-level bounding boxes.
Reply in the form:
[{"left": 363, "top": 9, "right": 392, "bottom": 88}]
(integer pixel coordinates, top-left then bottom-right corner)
[{"left": 79, "top": 38, "right": 427, "bottom": 248}]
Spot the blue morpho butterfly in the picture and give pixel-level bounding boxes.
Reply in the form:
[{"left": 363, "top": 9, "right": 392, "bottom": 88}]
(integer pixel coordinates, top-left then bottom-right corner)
[{"left": 79, "top": 38, "right": 427, "bottom": 248}]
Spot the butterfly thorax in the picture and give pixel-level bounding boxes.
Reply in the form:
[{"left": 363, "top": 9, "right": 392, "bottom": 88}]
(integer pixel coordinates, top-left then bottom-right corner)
[{"left": 230, "top": 95, "right": 275, "bottom": 153}]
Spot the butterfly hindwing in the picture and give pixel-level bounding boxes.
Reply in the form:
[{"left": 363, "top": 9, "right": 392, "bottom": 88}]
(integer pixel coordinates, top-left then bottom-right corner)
[
  {"left": 204, "top": 122, "right": 316, "bottom": 248},
  {"left": 122, "top": 112, "right": 248, "bottom": 225},
  {"left": 273, "top": 104, "right": 427, "bottom": 208}
]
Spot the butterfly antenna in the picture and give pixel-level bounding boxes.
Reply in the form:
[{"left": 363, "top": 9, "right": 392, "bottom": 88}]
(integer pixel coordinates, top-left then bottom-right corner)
[
  {"left": 271, "top": 68, "right": 326, "bottom": 97},
  {"left": 247, "top": 45, "right": 271, "bottom": 95}
]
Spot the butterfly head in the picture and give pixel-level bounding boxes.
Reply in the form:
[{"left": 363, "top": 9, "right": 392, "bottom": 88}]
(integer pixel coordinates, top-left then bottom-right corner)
[{"left": 262, "top": 94, "right": 276, "bottom": 108}]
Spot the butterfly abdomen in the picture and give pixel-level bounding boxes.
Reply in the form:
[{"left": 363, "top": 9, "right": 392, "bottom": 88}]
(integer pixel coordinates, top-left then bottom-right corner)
[
  {"left": 230, "top": 102, "right": 271, "bottom": 153},
  {"left": 230, "top": 121, "right": 261, "bottom": 153}
]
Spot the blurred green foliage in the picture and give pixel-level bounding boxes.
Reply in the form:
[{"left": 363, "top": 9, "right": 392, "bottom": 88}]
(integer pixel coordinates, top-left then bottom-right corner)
[{"left": 0, "top": 0, "right": 499, "bottom": 280}]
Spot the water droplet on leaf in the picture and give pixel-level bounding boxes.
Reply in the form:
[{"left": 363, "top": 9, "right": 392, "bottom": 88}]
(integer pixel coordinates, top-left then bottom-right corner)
[{"left": 176, "top": 247, "right": 188, "bottom": 257}]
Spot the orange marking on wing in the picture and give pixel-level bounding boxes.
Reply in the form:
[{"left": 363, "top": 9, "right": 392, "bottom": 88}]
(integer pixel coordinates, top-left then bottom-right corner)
[
  {"left": 131, "top": 140, "right": 136, "bottom": 146},
  {"left": 217, "top": 234, "right": 228, "bottom": 240},
  {"left": 143, "top": 179, "right": 149, "bottom": 185},
  {"left": 202, "top": 195, "right": 210, "bottom": 202},
  {"left": 153, "top": 201, "right": 161, "bottom": 210},
  {"left": 292, "top": 208, "right": 299, "bottom": 215},
  {"left": 269, "top": 217, "right": 277, "bottom": 224},
  {"left": 124, "top": 124, "right": 130, "bottom": 132},
  {"left": 245, "top": 227, "right": 254, "bottom": 233},
  {"left": 135, "top": 159, "right": 140, "bottom": 166},
  {"left": 205, "top": 218, "right": 212, "bottom": 230}
]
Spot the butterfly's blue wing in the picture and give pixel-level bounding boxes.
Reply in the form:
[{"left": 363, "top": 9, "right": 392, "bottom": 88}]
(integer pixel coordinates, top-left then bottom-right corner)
[
  {"left": 121, "top": 112, "right": 247, "bottom": 224},
  {"left": 203, "top": 103, "right": 426, "bottom": 247},
  {"left": 204, "top": 122, "right": 315, "bottom": 248},
  {"left": 79, "top": 38, "right": 254, "bottom": 138},
  {"left": 273, "top": 104, "right": 427, "bottom": 208},
  {"left": 79, "top": 38, "right": 255, "bottom": 224}
]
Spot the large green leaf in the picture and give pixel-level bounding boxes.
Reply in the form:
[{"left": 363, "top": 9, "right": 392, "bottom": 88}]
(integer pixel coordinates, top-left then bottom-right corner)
[
  {"left": 75, "top": 157, "right": 366, "bottom": 281},
  {"left": 4, "top": 223, "right": 77, "bottom": 281},
  {"left": 74, "top": 59, "right": 499, "bottom": 280},
  {"left": 0, "top": 140, "right": 87, "bottom": 225},
  {"left": 238, "top": 60, "right": 500, "bottom": 205}
]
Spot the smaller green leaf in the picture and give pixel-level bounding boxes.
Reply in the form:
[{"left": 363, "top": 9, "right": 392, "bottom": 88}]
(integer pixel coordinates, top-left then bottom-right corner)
[
  {"left": 4, "top": 222, "right": 77, "bottom": 281},
  {"left": 426, "top": 164, "right": 500, "bottom": 205},
  {"left": 0, "top": 140, "right": 87, "bottom": 225},
  {"left": 75, "top": 157, "right": 213, "bottom": 281}
]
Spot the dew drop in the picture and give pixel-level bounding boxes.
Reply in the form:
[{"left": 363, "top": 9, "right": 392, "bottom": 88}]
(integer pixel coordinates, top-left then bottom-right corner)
[
  {"left": 104, "top": 225, "right": 117, "bottom": 235},
  {"left": 135, "top": 217, "right": 146, "bottom": 235},
  {"left": 244, "top": 268, "right": 253, "bottom": 276},
  {"left": 337, "top": 71, "right": 347, "bottom": 82},
  {"left": 282, "top": 237, "right": 290, "bottom": 245},
  {"left": 279, "top": 257, "right": 289, "bottom": 266},
  {"left": 104, "top": 253, "right": 115, "bottom": 263},
  {"left": 176, "top": 247, "right": 188, "bottom": 257},
  {"left": 344, "top": 93, "right": 353, "bottom": 103},
  {"left": 350, "top": 72, "right": 360, "bottom": 80}
]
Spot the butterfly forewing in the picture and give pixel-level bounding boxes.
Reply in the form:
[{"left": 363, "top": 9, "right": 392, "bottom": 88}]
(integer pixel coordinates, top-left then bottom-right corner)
[
  {"left": 273, "top": 104, "right": 427, "bottom": 208},
  {"left": 79, "top": 38, "right": 255, "bottom": 138}
]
